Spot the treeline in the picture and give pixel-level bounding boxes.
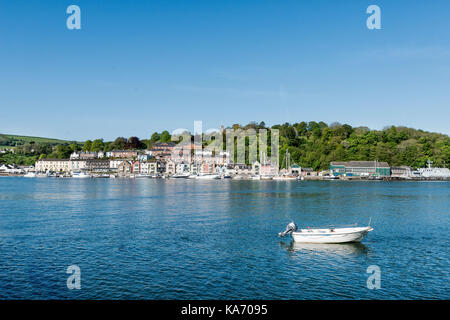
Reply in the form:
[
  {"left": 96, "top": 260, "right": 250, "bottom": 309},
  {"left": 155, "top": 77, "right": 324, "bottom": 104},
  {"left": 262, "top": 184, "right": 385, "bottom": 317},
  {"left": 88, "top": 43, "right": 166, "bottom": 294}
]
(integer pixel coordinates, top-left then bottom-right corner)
[
  {"left": 272, "top": 122, "right": 450, "bottom": 170},
  {"left": 1, "top": 123, "right": 449, "bottom": 169},
  {"left": 79, "top": 131, "right": 172, "bottom": 153}
]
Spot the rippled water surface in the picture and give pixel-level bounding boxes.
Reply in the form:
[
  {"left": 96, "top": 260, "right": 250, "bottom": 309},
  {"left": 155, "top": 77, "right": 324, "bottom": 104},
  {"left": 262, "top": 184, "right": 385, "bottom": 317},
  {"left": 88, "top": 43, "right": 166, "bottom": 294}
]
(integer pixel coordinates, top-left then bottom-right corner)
[{"left": 0, "top": 177, "right": 448, "bottom": 299}]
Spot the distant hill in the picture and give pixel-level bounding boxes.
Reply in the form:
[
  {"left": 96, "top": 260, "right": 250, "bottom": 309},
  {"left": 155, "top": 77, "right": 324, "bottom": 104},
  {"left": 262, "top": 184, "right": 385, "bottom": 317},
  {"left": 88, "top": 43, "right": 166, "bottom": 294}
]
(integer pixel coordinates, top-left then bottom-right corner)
[{"left": 0, "top": 134, "right": 75, "bottom": 147}]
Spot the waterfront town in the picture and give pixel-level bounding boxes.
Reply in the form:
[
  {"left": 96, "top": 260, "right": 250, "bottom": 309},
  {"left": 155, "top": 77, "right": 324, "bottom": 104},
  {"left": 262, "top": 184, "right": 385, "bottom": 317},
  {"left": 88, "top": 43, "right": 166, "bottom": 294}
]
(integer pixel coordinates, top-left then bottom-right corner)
[{"left": 1, "top": 142, "right": 449, "bottom": 180}]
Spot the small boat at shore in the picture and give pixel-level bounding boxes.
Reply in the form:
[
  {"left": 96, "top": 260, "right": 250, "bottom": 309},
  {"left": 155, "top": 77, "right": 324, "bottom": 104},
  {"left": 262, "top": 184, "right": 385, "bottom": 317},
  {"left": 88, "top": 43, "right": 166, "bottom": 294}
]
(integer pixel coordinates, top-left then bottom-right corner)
[
  {"left": 24, "top": 172, "right": 36, "bottom": 178},
  {"left": 273, "top": 175, "right": 297, "bottom": 181},
  {"left": 279, "top": 221, "right": 373, "bottom": 244},
  {"left": 36, "top": 172, "right": 49, "bottom": 178},
  {"left": 72, "top": 172, "right": 90, "bottom": 178},
  {"left": 135, "top": 174, "right": 151, "bottom": 178},
  {"left": 196, "top": 174, "right": 220, "bottom": 180},
  {"left": 171, "top": 173, "right": 190, "bottom": 179}
]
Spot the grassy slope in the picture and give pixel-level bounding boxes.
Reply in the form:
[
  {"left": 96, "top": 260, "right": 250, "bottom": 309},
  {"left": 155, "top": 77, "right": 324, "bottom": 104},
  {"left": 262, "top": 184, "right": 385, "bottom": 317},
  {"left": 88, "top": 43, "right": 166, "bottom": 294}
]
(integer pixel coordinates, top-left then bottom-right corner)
[{"left": 0, "top": 134, "right": 75, "bottom": 145}]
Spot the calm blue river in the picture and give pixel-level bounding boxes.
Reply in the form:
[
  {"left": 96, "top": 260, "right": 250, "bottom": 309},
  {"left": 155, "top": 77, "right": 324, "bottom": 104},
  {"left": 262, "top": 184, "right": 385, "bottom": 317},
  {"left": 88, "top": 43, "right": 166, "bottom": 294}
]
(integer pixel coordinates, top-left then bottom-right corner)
[{"left": 0, "top": 177, "right": 448, "bottom": 299}]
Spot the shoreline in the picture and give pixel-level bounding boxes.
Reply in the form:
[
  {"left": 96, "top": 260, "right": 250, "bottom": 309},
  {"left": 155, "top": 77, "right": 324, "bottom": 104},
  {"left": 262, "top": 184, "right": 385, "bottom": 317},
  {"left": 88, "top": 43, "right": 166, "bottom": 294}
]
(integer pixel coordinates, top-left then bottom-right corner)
[{"left": 1, "top": 173, "right": 449, "bottom": 182}]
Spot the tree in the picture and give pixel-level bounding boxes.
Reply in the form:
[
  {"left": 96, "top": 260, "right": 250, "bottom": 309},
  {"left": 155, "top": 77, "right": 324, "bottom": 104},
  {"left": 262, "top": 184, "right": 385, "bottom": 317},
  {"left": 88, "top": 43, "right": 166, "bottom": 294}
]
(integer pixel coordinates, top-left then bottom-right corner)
[
  {"left": 150, "top": 132, "right": 160, "bottom": 142},
  {"left": 127, "top": 136, "right": 145, "bottom": 149},
  {"left": 112, "top": 137, "right": 127, "bottom": 150},
  {"left": 55, "top": 145, "right": 72, "bottom": 159},
  {"left": 69, "top": 143, "right": 80, "bottom": 152},
  {"left": 82, "top": 140, "right": 92, "bottom": 152},
  {"left": 160, "top": 131, "right": 171, "bottom": 143},
  {"left": 91, "top": 139, "right": 105, "bottom": 152}
]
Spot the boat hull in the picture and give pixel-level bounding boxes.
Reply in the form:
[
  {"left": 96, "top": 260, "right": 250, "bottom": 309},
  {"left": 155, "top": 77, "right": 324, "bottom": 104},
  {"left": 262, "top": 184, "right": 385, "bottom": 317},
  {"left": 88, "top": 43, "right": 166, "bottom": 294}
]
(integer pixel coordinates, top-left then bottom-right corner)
[
  {"left": 196, "top": 175, "right": 220, "bottom": 180},
  {"left": 291, "top": 227, "right": 373, "bottom": 244}
]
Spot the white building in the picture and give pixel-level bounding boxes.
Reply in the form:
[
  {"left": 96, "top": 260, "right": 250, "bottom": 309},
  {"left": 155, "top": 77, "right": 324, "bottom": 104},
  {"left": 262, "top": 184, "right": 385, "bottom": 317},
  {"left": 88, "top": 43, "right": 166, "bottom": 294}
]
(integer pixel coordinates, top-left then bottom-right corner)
[
  {"left": 190, "top": 163, "right": 200, "bottom": 175},
  {"left": 70, "top": 152, "right": 80, "bottom": 159},
  {"left": 109, "top": 159, "right": 123, "bottom": 170},
  {"left": 214, "top": 164, "right": 227, "bottom": 175},
  {"left": 165, "top": 160, "right": 176, "bottom": 175},
  {"left": 141, "top": 162, "right": 158, "bottom": 175},
  {"left": 70, "top": 159, "right": 87, "bottom": 172},
  {"left": 176, "top": 163, "right": 190, "bottom": 174},
  {"left": 391, "top": 166, "right": 413, "bottom": 178},
  {"left": 35, "top": 159, "right": 71, "bottom": 172}
]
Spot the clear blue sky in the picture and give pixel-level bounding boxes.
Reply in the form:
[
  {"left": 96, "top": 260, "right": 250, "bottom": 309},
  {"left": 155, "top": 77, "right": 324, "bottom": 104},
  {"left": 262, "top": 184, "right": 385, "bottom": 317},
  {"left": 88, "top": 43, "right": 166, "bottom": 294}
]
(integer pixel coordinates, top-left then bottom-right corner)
[{"left": 1, "top": 0, "right": 449, "bottom": 141}]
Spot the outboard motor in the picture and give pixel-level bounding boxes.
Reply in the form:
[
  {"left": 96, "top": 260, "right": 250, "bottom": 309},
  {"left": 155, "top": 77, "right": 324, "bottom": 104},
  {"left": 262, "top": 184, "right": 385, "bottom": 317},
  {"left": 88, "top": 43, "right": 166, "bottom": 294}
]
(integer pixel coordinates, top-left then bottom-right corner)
[{"left": 278, "top": 222, "right": 298, "bottom": 237}]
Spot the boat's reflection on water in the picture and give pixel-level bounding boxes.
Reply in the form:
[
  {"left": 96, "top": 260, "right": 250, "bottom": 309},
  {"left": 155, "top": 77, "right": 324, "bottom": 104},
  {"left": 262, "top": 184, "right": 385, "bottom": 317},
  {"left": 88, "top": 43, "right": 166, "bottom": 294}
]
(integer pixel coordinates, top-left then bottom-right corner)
[{"left": 279, "top": 240, "right": 370, "bottom": 256}]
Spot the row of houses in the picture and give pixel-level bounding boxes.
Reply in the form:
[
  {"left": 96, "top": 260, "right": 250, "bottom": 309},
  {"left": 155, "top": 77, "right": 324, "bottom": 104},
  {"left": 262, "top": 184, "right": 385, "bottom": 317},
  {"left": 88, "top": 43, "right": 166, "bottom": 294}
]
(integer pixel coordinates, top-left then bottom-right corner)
[
  {"left": 34, "top": 158, "right": 279, "bottom": 177},
  {"left": 70, "top": 150, "right": 141, "bottom": 160},
  {"left": 70, "top": 143, "right": 232, "bottom": 164}
]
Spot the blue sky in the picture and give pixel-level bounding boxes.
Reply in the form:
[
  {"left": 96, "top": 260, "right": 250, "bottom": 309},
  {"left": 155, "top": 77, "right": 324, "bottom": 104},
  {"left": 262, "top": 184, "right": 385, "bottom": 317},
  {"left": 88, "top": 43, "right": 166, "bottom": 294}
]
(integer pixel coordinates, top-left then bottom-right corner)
[{"left": 1, "top": 0, "right": 449, "bottom": 141}]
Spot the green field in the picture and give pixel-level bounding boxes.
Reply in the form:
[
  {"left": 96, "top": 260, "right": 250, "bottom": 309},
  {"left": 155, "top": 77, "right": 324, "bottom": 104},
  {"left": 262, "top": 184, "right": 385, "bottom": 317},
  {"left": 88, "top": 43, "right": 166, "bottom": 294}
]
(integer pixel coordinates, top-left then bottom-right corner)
[{"left": 0, "top": 134, "right": 76, "bottom": 146}]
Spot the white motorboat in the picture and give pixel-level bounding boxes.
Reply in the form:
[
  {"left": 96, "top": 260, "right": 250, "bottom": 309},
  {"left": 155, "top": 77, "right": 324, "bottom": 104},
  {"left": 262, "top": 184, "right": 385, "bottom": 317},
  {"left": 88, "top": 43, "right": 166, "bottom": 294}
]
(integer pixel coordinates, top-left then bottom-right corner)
[
  {"left": 72, "top": 172, "right": 90, "bottom": 178},
  {"left": 171, "top": 173, "right": 190, "bottom": 179},
  {"left": 196, "top": 174, "right": 220, "bottom": 180},
  {"left": 24, "top": 172, "right": 36, "bottom": 178},
  {"left": 279, "top": 221, "right": 373, "bottom": 244},
  {"left": 135, "top": 174, "right": 151, "bottom": 178},
  {"left": 36, "top": 172, "right": 49, "bottom": 178},
  {"left": 273, "top": 175, "right": 297, "bottom": 181}
]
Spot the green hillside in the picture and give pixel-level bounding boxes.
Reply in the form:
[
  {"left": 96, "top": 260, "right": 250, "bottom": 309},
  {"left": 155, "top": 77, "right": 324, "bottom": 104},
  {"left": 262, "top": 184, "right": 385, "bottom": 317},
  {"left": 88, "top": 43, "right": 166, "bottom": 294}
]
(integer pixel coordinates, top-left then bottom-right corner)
[
  {"left": 0, "top": 134, "right": 80, "bottom": 166},
  {"left": 0, "top": 134, "right": 73, "bottom": 146}
]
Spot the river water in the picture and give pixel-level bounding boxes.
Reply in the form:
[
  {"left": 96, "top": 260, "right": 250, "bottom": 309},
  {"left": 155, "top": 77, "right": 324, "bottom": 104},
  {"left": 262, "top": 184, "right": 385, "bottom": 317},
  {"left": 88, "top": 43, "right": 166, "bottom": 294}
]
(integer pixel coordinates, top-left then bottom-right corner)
[{"left": 0, "top": 177, "right": 448, "bottom": 299}]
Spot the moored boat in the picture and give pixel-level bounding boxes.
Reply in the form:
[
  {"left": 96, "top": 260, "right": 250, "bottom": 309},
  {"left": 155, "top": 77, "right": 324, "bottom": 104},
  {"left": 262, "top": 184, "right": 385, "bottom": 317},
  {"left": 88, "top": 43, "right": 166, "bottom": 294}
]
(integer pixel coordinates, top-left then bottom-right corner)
[
  {"left": 135, "top": 174, "right": 151, "bottom": 178},
  {"left": 72, "top": 172, "right": 90, "bottom": 178},
  {"left": 279, "top": 221, "right": 373, "bottom": 244},
  {"left": 171, "top": 173, "right": 190, "bottom": 179},
  {"left": 36, "top": 172, "right": 49, "bottom": 178},
  {"left": 273, "top": 175, "right": 297, "bottom": 181},
  {"left": 196, "top": 174, "right": 220, "bottom": 180},
  {"left": 23, "top": 172, "right": 36, "bottom": 178}
]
